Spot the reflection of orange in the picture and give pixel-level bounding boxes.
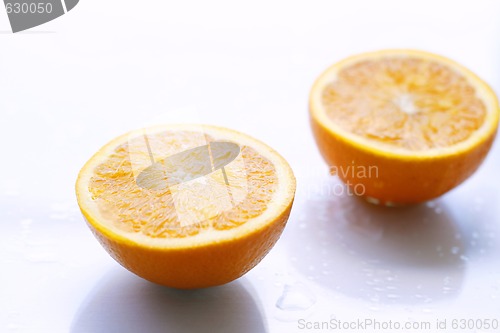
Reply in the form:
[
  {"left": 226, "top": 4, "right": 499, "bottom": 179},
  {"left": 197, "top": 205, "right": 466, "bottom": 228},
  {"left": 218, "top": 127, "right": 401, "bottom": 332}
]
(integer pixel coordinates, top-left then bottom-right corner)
[
  {"left": 310, "top": 50, "right": 499, "bottom": 204},
  {"left": 76, "top": 125, "right": 296, "bottom": 288}
]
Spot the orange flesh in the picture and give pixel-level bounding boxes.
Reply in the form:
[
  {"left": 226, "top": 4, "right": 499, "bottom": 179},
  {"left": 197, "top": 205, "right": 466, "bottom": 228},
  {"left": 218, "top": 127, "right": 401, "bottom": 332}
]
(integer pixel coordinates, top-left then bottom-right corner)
[
  {"left": 322, "top": 57, "right": 487, "bottom": 150},
  {"left": 88, "top": 131, "right": 277, "bottom": 238}
]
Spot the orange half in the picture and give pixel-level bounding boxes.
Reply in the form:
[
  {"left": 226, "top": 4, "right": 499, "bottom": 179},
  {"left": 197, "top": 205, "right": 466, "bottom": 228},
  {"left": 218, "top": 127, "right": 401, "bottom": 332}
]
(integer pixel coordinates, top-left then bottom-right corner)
[
  {"left": 76, "top": 124, "right": 296, "bottom": 288},
  {"left": 310, "top": 49, "right": 499, "bottom": 204}
]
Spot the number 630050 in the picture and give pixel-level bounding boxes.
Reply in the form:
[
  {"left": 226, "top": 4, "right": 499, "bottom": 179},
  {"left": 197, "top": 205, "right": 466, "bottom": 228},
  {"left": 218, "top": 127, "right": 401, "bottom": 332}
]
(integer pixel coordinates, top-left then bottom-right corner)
[{"left": 5, "top": 2, "right": 53, "bottom": 14}]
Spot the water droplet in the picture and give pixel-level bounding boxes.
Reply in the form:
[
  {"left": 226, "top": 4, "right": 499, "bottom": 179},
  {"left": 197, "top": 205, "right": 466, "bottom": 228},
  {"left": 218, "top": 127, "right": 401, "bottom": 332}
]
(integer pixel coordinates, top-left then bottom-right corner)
[
  {"left": 451, "top": 246, "right": 460, "bottom": 255},
  {"left": 460, "top": 255, "right": 469, "bottom": 262},
  {"left": 366, "top": 197, "right": 380, "bottom": 205},
  {"left": 442, "top": 286, "right": 453, "bottom": 294},
  {"left": 275, "top": 283, "right": 316, "bottom": 311},
  {"left": 472, "top": 232, "right": 479, "bottom": 239},
  {"left": 426, "top": 201, "right": 436, "bottom": 208}
]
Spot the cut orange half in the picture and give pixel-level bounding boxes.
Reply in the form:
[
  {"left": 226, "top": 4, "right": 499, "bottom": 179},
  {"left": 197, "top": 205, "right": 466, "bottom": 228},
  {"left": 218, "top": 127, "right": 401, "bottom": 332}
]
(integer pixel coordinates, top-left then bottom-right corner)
[
  {"left": 76, "top": 124, "right": 296, "bottom": 289},
  {"left": 310, "top": 50, "right": 499, "bottom": 204}
]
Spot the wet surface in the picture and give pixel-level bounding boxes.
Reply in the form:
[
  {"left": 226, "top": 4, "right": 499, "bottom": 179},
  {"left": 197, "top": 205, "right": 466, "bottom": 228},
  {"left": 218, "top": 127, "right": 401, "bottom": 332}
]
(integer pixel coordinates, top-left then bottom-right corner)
[{"left": 1, "top": 1, "right": 500, "bottom": 331}]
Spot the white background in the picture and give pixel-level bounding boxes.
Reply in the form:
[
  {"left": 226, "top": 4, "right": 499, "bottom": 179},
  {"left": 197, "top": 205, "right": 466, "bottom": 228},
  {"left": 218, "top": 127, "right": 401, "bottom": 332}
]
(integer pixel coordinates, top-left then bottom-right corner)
[{"left": 1, "top": 1, "right": 500, "bottom": 332}]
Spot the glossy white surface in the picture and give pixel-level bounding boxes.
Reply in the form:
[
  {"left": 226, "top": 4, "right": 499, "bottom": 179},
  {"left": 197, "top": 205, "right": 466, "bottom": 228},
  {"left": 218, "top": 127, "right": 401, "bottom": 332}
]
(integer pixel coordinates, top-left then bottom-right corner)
[{"left": 1, "top": 1, "right": 500, "bottom": 332}]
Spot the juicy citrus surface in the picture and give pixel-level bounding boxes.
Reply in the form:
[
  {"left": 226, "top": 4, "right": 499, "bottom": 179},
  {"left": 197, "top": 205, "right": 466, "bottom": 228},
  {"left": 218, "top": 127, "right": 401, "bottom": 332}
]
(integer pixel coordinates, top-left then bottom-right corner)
[
  {"left": 89, "top": 135, "right": 277, "bottom": 238},
  {"left": 76, "top": 125, "right": 295, "bottom": 288},
  {"left": 322, "top": 57, "right": 487, "bottom": 151}
]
